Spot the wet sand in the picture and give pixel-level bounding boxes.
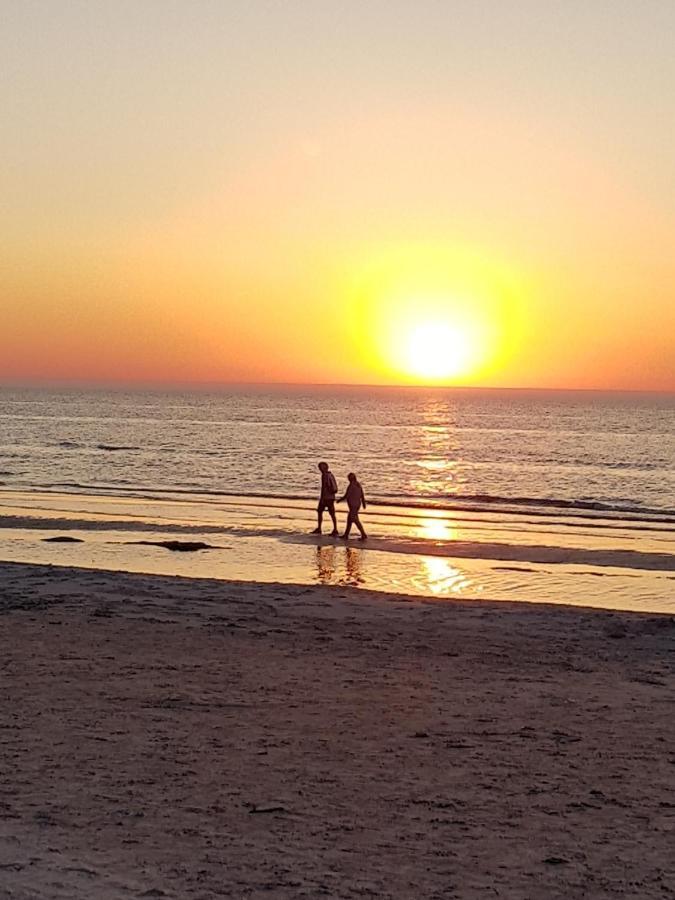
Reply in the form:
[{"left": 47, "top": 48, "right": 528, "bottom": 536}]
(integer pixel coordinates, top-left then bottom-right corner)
[{"left": 1, "top": 561, "right": 674, "bottom": 899}]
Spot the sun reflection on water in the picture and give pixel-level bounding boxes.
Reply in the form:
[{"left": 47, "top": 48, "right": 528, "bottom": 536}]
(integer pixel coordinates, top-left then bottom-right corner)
[
  {"left": 314, "top": 540, "right": 481, "bottom": 599},
  {"left": 417, "top": 458, "right": 452, "bottom": 471},
  {"left": 417, "top": 516, "right": 456, "bottom": 542},
  {"left": 420, "top": 556, "right": 478, "bottom": 595},
  {"left": 410, "top": 399, "right": 462, "bottom": 497}
]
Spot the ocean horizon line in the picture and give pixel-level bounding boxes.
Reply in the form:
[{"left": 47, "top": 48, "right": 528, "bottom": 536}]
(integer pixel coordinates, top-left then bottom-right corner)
[{"left": 1, "top": 379, "right": 674, "bottom": 396}]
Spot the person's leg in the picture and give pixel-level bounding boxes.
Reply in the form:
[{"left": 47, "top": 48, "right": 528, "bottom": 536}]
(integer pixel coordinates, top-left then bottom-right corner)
[
  {"left": 328, "top": 501, "right": 339, "bottom": 535},
  {"left": 312, "top": 501, "right": 324, "bottom": 534},
  {"left": 355, "top": 513, "right": 367, "bottom": 539},
  {"left": 342, "top": 510, "right": 354, "bottom": 538}
]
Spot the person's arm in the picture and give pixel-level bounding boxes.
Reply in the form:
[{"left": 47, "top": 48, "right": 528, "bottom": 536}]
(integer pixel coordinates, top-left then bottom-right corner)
[{"left": 361, "top": 487, "right": 367, "bottom": 509}]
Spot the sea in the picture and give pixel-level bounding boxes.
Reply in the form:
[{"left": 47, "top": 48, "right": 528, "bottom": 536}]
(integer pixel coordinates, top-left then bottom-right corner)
[{"left": 1, "top": 385, "right": 673, "bottom": 612}]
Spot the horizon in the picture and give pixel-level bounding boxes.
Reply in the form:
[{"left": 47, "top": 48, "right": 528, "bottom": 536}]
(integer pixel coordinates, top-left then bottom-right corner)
[{"left": 1, "top": 376, "right": 673, "bottom": 397}]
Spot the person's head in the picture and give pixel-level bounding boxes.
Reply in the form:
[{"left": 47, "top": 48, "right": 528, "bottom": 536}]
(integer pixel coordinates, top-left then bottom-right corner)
[
  {"left": 347, "top": 472, "right": 356, "bottom": 482},
  {"left": 318, "top": 461, "right": 328, "bottom": 473}
]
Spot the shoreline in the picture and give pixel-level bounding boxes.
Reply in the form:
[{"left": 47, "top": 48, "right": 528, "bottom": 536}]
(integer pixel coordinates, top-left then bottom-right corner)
[
  {"left": 1, "top": 488, "right": 674, "bottom": 615},
  {"left": 4, "top": 557, "right": 674, "bottom": 617},
  {"left": 1, "top": 561, "right": 674, "bottom": 898},
  {"left": 3, "top": 511, "right": 674, "bottom": 572},
  {"left": 3, "top": 483, "right": 675, "bottom": 526}
]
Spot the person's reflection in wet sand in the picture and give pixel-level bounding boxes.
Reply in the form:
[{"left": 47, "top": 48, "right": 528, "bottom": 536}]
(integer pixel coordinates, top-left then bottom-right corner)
[
  {"left": 344, "top": 546, "right": 365, "bottom": 586},
  {"left": 315, "top": 545, "right": 365, "bottom": 587},
  {"left": 315, "top": 545, "right": 337, "bottom": 584}
]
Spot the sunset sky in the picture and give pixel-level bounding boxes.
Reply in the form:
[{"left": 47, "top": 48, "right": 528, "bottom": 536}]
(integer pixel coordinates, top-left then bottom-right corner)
[{"left": 2, "top": 1, "right": 674, "bottom": 390}]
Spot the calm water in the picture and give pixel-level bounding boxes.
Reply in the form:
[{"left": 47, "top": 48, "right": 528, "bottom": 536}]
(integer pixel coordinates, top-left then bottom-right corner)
[
  {"left": 1, "top": 385, "right": 673, "bottom": 516},
  {"left": 0, "top": 386, "right": 673, "bottom": 611}
]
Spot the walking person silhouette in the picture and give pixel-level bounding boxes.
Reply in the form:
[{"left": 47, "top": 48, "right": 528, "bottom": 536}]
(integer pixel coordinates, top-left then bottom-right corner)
[
  {"left": 312, "top": 461, "right": 339, "bottom": 536},
  {"left": 339, "top": 472, "right": 367, "bottom": 540}
]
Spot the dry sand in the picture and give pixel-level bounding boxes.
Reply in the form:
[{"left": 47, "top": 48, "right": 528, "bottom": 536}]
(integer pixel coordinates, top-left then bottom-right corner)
[{"left": 1, "top": 561, "right": 674, "bottom": 899}]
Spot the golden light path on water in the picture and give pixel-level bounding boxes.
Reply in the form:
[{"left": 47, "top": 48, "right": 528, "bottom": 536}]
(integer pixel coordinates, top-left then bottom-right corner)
[
  {"left": 316, "top": 543, "right": 476, "bottom": 596},
  {"left": 417, "top": 517, "right": 456, "bottom": 542},
  {"left": 411, "top": 404, "right": 461, "bottom": 498},
  {"left": 421, "top": 556, "right": 478, "bottom": 595}
]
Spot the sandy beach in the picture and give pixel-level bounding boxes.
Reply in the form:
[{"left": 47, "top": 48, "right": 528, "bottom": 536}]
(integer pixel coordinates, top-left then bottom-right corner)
[{"left": 1, "top": 562, "right": 674, "bottom": 899}]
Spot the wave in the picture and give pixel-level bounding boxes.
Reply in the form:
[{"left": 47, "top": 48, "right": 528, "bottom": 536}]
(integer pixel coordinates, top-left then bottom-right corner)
[
  {"left": 51, "top": 441, "right": 141, "bottom": 451},
  {"left": 33, "top": 480, "right": 675, "bottom": 524},
  {"left": 0, "top": 514, "right": 226, "bottom": 536},
  {"left": 393, "top": 491, "right": 675, "bottom": 520},
  {"left": 604, "top": 460, "right": 665, "bottom": 471},
  {"left": 96, "top": 444, "right": 141, "bottom": 452}
]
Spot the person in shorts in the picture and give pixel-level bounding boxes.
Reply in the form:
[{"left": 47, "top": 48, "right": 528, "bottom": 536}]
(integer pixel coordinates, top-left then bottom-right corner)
[{"left": 312, "top": 461, "right": 339, "bottom": 536}]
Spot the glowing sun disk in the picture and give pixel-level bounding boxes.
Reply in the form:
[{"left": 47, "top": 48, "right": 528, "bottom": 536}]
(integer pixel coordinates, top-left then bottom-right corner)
[{"left": 404, "top": 320, "right": 475, "bottom": 380}]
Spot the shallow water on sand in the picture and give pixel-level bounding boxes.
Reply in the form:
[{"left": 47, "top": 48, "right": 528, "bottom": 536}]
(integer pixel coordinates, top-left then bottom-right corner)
[{"left": 1, "top": 490, "right": 673, "bottom": 613}]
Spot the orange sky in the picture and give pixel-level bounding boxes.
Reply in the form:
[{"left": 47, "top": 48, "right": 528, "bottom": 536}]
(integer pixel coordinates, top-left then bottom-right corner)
[{"left": 2, "top": 2, "right": 674, "bottom": 390}]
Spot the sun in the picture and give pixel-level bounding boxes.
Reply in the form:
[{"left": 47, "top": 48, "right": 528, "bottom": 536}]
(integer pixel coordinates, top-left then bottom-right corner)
[
  {"left": 404, "top": 320, "right": 476, "bottom": 380},
  {"left": 350, "top": 244, "right": 522, "bottom": 385}
]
